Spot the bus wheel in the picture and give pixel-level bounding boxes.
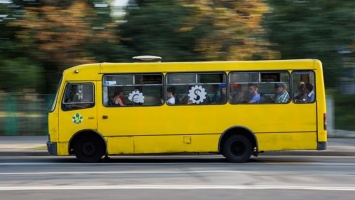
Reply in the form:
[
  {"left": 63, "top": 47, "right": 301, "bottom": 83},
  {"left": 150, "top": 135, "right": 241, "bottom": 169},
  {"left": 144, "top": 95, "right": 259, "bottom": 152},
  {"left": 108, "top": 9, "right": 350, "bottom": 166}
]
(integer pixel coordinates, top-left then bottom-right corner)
[
  {"left": 223, "top": 135, "right": 252, "bottom": 163},
  {"left": 74, "top": 136, "right": 105, "bottom": 163}
]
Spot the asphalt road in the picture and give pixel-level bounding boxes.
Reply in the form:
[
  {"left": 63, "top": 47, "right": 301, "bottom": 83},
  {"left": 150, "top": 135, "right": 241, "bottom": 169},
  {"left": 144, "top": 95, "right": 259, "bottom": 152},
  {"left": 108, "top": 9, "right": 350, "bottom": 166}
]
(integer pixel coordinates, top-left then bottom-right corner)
[{"left": 0, "top": 155, "right": 355, "bottom": 200}]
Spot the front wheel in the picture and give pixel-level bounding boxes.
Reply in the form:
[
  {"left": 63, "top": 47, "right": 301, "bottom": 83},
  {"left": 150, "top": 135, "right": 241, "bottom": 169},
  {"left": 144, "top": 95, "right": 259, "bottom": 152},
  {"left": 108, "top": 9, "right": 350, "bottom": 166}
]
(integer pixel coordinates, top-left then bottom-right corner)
[
  {"left": 223, "top": 135, "right": 252, "bottom": 163},
  {"left": 74, "top": 136, "right": 105, "bottom": 163}
]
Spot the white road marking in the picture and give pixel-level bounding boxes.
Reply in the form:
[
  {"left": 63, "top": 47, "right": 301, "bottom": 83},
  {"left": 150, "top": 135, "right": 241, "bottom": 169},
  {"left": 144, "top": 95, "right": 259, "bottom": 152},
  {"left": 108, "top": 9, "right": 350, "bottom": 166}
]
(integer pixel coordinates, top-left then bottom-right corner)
[
  {"left": 0, "top": 163, "right": 62, "bottom": 166},
  {"left": 0, "top": 170, "right": 249, "bottom": 175},
  {"left": 0, "top": 169, "right": 354, "bottom": 176},
  {"left": 1, "top": 161, "right": 355, "bottom": 166},
  {"left": 0, "top": 185, "right": 355, "bottom": 191}
]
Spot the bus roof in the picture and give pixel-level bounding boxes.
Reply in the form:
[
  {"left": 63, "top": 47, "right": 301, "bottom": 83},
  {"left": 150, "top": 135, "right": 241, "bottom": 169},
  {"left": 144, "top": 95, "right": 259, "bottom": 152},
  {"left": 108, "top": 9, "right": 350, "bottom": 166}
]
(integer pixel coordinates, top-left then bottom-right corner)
[
  {"left": 62, "top": 59, "right": 322, "bottom": 80},
  {"left": 100, "top": 59, "right": 321, "bottom": 73}
]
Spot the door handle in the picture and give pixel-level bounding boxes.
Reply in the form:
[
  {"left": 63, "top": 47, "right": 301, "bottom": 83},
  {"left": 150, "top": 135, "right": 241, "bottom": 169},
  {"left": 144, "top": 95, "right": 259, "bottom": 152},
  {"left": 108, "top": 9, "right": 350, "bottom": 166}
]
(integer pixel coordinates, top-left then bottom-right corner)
[
  {"left": 88, "top": 116, "right": 95, "bottom": 119},
  {"left": 102, "top": 115, "right": 108, "bottom": 119}
]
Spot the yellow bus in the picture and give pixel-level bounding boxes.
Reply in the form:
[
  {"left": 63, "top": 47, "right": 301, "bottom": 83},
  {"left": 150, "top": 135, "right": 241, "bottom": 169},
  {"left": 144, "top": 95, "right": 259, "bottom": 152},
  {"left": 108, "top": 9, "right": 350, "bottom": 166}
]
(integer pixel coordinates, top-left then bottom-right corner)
[{"left": 47, "top": 56, "right": 327, "bottom": 163}]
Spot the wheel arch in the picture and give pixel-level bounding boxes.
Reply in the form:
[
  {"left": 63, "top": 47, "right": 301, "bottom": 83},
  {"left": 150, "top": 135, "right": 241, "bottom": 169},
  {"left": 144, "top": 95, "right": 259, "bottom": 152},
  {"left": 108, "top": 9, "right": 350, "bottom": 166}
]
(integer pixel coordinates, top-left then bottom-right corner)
[
  {"left": 218, "top": 126, "right": 258, "bottom": 154},
  {"left": 68, "top": 129, "right": 107, "bottom": 155}
]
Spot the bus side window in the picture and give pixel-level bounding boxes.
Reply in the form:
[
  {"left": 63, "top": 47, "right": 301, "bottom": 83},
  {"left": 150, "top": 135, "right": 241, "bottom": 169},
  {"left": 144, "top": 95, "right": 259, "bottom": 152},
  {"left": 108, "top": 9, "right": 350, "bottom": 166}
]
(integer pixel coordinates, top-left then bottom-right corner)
[
  {"left": 103, "top": 74, "right": 164, "bottom": 107},
  {"left": 166, "top": 73, "right": 227, "bottom": 105},
  {"left": 292, "top": 71, "right": 315, "bottom": 103},
  {"left": 62, "top": 83, "right": 95, "bottom": 110}
]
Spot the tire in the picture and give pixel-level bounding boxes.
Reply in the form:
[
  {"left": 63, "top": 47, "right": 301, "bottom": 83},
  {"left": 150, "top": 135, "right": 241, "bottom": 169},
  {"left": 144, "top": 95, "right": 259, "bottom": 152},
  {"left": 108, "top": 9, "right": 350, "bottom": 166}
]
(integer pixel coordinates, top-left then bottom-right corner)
[
  {"left": 223, "top": 135, "right": 252, "bottom": 163},
  {"left": 74, "top": 136, "right": 105, "bottom": 163}
]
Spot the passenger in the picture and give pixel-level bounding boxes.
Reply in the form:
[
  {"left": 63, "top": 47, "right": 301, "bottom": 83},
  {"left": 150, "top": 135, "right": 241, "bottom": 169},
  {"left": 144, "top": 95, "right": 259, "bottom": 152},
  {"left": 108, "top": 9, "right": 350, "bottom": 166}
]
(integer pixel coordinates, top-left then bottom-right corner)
[
  {"left": 248, "top": 83, "right": 260, "bottom": 103},
  {"left": 181, "top": 95, "right": 193, "bottom": 104},
  {"left": 111, "top": 87, "right": 126, "bottom": 106},
  {"left": 210, "top": 84, "right": 221, "bottom": 104},
  {"left": 166, "top": 86, "right": 175, "bottom": 105},
  {"left": 305, "top": 83, "right": 315, "bottom": 102},
  {"left": 274, "top": 83, "right": 290, "bottom": 103},
  {"left": 230, "top": 84, "right": 244, "bottom": 103},
  {"left": 180, "top": 85, "right": 193, "bottom": 104},
  {"left": 218, "top": 86, "right": 227, "bottom": 104},
  {"left": 294, "top": 81, "right": 307, "bottom": 103}
]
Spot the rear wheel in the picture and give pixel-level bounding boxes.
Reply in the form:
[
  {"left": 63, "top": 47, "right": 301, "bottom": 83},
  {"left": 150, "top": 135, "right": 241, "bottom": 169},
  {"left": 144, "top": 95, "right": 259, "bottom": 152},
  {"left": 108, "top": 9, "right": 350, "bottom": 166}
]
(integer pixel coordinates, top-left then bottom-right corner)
[
  {"left": 223, "top": 135, "right": 252, "bottom": 163},
  {"left": 74, "top": 136, "right": 105, "bottom": 163}
]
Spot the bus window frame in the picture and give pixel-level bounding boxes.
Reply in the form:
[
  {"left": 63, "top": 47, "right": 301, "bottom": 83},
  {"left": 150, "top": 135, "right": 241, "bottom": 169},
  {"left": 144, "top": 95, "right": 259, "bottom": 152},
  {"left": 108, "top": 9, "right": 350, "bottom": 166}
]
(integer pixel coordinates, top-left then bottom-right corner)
[
  {"left": 291, "top": 70, "right": 316, "bottom": 104},
  {"left": 166, "top": 72, "right": 227, "bottom": 106},
  {"left": 61, "top": 82, "right": 95, "bottom": 111},
  {"left": 228, "top": 70, "right": 291, "bottom": 105},
  {"left": 103, "top": 73, "right": 164, "bottom": 107}
]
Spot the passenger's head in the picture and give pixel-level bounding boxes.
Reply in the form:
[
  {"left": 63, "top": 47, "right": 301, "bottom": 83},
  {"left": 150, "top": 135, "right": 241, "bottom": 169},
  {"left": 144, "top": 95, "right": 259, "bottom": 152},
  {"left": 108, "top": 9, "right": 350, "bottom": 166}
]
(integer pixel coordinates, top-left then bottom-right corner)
[
  {"left": 232, "top": 84, "right": 243, "bottom": 93},
  {"left": 167, "top": 86, "right": 175, "bottom": 98},
  {"left": 221, "top": 87, "right": 226, "bottom": 94},
  {"left": 248, "top": 83, "right": 258, "bottom": 94},
  {"left": 305, "top": 83, "right": 313, "bottom": 92},
  {"left": 298, "top": 81, "right": 306, "bottom": 93},
  {"left": 114, "top": 87, "right": 124, "bottom": 96},
  {"left": 212, "top": 84, "right": 219, "bottom": 92},
  {"left": 274, "top": 83, "right": 287, "bottom": 94},
  {"left": 237, "top": 84, "right": 243, "bottom": 92}
]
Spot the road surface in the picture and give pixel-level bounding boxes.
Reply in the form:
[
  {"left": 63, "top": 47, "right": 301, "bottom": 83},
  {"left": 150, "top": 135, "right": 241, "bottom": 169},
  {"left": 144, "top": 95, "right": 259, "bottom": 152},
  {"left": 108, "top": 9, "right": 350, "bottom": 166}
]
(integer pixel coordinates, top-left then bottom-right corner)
[{"left": 0, "top": 155, "right": 354, "bottom": 200}]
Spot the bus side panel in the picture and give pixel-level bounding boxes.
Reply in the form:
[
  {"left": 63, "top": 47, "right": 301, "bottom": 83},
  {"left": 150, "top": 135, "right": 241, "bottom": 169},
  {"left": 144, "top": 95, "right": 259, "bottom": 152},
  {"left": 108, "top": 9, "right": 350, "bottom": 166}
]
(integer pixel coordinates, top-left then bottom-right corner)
[
  {"left": 133, "top": 134, "right": 220, "bottom": 154},
  {"left": 106, "top": 137, "right": 134, "bottom": 154},
  {"left": 256, "top": 132, "right": 317, "bottom": 151},
  {"left": 57, "top": 142, "right": 70, "bottom": 156},
  {"left": 238, "top": 104, "right": 317, "bottom": 133}
]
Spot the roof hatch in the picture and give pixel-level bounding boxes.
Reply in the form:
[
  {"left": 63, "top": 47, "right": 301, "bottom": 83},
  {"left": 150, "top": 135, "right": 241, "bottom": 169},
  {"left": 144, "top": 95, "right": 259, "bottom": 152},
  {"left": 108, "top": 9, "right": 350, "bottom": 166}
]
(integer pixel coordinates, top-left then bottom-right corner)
[{"left": 132, "top": 55, "right": 162, "bottom": 63}]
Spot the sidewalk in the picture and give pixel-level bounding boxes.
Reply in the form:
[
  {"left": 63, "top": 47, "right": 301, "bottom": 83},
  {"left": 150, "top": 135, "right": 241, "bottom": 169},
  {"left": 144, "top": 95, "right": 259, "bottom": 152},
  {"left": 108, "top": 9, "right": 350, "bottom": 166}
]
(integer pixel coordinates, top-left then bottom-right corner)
[
  {"left": 0, "top": 136, "right": 48, "bottom": 156},
  {"left": 264, "top": 138, "right": 355, "bottom": 156},
  {"left": 0, "top": 136, "right": 354, "bottom": 157}
]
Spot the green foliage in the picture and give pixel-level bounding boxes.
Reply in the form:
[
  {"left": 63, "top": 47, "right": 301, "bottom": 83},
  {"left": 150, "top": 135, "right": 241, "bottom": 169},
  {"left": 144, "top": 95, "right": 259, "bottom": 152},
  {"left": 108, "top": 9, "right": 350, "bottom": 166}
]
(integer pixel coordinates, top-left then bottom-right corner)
[
  {"left": 6, "top": 0, "right": 125, "bottom": 93},
  {"left": 265, "top": 0, "right": 355, "bottom": 87},
  {"left": 334, "top": 93, "right": 355, "bottom": 131},
  {"left": 1, "top": 0, "right": 354, "bottom": 93},
  {"left": 178, "top": 0, "right": 277, "bottom": 61},
  {"left": 121, "top": 0, "right": 276, "bottom": 61},
  {"left": 120, "top": 0, "right": 204, "bottom": 61},
  {"left": 0, "top": 58, "right": 43, "bottom": 92},
  {"left": 0, "top": 3, "right": 26, "bottom": 59}
]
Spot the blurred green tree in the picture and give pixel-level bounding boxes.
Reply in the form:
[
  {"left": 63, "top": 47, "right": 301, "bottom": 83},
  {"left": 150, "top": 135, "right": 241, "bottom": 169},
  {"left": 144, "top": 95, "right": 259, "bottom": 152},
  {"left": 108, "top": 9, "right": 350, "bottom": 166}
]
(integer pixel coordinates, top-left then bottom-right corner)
[
  {"left": 265, "top": 0, "right": 355, "bottom": 87},
  {"left": 0, "top": 58, "right": 43, "bottom": 92},
  {"left": 0, "top": 2, "right": 18, "bottom": 60},
  {"left": 82, "top": 0, "right": 134, "bottom": 63},
  {"left": 178, "top": 0, "right": 278, "bottom": 61},
  {"left": 0, "top": 1, "right": 45, "bottom": 92},
  {"left": 120, "top": 0, "right": 206, "bottom": 61},
  {"left": 9, "top": 0, "right": 123, "bottom": 92},
  {"left": 121, "top": 0, "right": 278, "bottom": 61}
]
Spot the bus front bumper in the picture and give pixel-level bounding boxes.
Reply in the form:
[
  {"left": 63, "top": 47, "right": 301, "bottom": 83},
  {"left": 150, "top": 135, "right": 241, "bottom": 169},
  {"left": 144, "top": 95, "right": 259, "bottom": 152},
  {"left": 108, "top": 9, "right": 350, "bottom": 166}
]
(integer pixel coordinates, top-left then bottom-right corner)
[{"left": 47, "top": 141, "right": 57, "bottom": 155}]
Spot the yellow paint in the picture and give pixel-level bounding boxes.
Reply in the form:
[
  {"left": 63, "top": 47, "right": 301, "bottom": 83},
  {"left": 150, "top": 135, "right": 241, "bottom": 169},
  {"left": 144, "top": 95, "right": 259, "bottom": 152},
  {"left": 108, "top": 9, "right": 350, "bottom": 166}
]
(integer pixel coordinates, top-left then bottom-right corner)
[
  {"left": 106, "top": 137, "right": 134, "bottom": 154},
  {"left": 183, "top": 136, "right": 191, "bottom": 144},
  {"left": 257, "top": 132, "right": 317, "bottom": 151},
  {"left": 57, "top": 142, "right": 69, "bottom": 156},
  {"left": 134, "top": 135, "right": 219, "bottom": 154}
]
